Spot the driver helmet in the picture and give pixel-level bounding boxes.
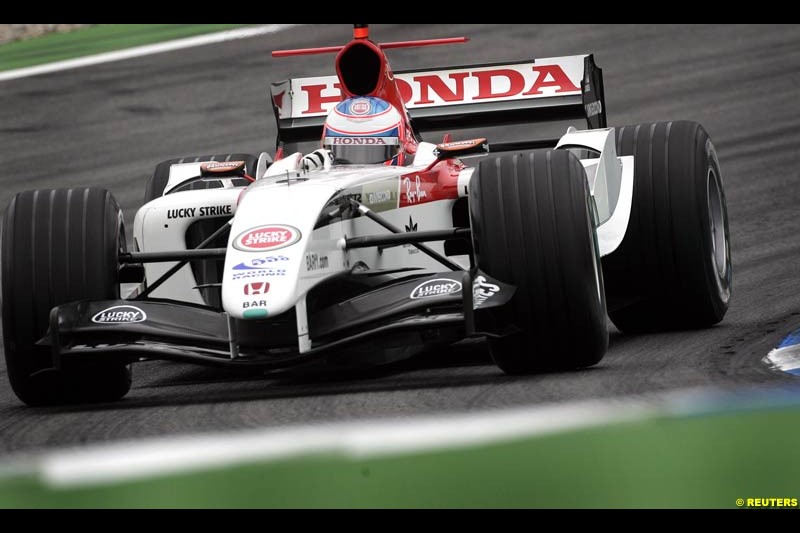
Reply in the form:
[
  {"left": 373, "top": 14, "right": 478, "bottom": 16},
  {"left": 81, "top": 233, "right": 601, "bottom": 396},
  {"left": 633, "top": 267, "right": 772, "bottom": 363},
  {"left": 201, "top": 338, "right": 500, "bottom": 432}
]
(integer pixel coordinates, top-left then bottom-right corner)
[{"left": 322, "top": 96, "right": 406, "bottom": 165}]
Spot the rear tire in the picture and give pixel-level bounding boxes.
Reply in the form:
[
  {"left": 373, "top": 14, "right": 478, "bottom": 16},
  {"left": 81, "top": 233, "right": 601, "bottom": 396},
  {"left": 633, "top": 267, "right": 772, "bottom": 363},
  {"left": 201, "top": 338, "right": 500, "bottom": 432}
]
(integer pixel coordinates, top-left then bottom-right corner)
[
  {"left": 144, "top": 153, "right": 258, "bottom": 203},
  {"left": 601, "top": 121, "right": 732, "bottom": 332},
  {"left": 469, "top": 149, "right": 608, "bottom": 373},
  {"left": 2, "top": 188, "right": 132, "bottom": 405}
]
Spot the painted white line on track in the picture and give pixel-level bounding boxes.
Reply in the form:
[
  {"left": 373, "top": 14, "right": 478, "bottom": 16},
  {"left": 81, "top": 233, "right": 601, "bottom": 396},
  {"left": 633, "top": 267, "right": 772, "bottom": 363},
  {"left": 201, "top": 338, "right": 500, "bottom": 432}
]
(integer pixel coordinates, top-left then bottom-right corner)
[
  {"left": 34, "top": 393, "right": 679, "bottom": 487},
  {"left": 5, "top": 386, "right": 794, "bottom": 488},
  {"left": 0, "top": 24, "right": 300, "bottom": 82}
]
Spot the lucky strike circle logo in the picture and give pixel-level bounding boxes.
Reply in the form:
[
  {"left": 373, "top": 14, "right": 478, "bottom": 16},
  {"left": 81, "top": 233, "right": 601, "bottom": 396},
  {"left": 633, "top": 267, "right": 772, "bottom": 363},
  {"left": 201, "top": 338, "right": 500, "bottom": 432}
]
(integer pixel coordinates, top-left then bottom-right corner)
[
  {"left": 233, "top": 225, "right": 301, "bottom": 252},
  {"left": 410, "top": 278, "right": 462, "bottom": 299},
  {"left": 91, "top": 305, "right": 147, "bottom": 324}
]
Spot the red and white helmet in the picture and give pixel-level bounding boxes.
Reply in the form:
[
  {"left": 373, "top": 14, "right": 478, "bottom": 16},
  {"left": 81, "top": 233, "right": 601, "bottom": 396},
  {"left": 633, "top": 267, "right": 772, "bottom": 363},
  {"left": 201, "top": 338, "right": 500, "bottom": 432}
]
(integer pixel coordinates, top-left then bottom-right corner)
[{"left": 322, "top": 96, "right": 406, "bottom": 165}]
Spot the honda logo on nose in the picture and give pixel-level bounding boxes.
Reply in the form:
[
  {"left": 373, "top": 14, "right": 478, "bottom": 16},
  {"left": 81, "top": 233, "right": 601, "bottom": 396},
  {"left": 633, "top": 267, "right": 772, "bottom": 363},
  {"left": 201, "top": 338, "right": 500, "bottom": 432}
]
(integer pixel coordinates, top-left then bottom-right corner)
[{"left": 244, "top": 282, "right": 270, "bottom": 295}]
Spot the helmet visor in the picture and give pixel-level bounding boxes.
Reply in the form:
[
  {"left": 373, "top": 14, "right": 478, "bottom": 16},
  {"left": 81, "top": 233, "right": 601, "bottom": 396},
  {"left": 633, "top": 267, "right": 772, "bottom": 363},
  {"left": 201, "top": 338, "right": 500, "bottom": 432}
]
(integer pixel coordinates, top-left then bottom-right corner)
[{"left": 324, "top": 136, "right": 400, "bottom": 165}]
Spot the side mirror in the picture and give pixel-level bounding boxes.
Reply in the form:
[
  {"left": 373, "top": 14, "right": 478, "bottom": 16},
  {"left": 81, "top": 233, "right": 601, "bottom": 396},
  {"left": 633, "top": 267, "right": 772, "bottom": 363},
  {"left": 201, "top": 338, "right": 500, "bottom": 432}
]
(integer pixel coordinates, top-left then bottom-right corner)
[
  {"left": 200, "top": 160, "right": 246, "bottom": 178},
  {"left": 434, "top": 138, "right": 489, "bottom": 159}
]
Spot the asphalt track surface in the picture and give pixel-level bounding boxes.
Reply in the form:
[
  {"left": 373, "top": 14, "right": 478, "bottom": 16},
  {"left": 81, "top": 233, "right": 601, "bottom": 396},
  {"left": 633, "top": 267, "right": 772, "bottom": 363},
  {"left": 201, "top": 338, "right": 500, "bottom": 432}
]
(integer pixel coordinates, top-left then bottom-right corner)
[{"left": 0, "top": 24, "right": 798, "bottom": 455}]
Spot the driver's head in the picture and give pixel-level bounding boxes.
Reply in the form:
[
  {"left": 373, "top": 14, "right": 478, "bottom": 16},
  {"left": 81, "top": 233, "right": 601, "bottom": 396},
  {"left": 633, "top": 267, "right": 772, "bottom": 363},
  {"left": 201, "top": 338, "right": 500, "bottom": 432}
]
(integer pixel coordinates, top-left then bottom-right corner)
[{"left": 322, "top": 97, "right": 405, "bottom": 165}]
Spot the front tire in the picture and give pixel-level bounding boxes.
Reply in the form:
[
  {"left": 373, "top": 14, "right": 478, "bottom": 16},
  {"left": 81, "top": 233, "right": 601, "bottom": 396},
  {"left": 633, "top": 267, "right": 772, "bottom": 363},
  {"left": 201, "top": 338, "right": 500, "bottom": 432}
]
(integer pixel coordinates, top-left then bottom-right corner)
[
  {"left": 602, "top": 121, "right": 732, "bottom": 332},
  {"left": 469, "top": 149, "right": 608, "bottom": 373},
  {"left": 2, "top": 188, "right": 132, "bottom": 405}
]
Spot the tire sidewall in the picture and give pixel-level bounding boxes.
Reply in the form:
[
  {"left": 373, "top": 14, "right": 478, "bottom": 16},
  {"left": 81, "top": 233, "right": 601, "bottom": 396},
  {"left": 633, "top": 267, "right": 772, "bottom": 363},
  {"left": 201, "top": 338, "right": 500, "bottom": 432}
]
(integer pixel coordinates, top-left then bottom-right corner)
[{"left": 696, "top": 137, "right": 732, "bottom": 315}]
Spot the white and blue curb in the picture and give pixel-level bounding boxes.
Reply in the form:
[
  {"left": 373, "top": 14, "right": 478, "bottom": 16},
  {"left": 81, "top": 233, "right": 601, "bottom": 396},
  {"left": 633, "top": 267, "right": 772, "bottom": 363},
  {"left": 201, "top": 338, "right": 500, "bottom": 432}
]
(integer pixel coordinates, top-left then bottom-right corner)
[{"left": 765, "top": 328, "right": 800, "bottom": 376}]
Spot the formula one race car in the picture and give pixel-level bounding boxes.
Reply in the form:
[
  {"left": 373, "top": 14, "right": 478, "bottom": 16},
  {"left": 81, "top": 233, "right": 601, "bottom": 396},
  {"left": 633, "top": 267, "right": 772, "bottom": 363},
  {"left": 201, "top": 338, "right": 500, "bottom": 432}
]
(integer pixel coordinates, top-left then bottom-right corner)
[{"left": 1, "top": 25, "right": 732, "bottom": 405}]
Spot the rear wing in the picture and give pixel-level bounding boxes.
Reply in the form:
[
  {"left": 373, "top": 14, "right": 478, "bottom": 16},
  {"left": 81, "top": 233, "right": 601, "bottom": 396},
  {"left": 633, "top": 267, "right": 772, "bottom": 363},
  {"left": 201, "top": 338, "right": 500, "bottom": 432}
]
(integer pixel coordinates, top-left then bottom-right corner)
[{"left": 270, "top": 54, "right": 606, "bottom": 146}]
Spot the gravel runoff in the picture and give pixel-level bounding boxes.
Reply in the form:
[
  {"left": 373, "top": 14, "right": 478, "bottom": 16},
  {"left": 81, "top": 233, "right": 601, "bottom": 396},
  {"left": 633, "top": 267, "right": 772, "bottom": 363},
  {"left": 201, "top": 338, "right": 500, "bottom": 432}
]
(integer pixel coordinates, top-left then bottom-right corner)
[{"left": 0, "top": 24, "right": 93, "bottom": 45}]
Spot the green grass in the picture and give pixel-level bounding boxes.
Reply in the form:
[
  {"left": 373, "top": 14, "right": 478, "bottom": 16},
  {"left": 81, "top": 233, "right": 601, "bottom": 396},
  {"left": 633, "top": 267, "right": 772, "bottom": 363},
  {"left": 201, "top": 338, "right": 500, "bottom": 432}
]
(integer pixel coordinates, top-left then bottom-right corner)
[
  {"left": 0, "top": 24, "right": 252, "bottom": 72},
  {"left": 2, "top": 406, "right": 799, "bottom": 508}
]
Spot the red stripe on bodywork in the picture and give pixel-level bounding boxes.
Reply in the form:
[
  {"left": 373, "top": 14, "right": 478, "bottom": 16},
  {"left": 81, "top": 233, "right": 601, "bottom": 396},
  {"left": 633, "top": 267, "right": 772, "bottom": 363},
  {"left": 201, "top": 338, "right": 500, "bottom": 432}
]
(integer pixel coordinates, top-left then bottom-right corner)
[{"left": 398, "top": 159, "right": 463, "bottom": 208}]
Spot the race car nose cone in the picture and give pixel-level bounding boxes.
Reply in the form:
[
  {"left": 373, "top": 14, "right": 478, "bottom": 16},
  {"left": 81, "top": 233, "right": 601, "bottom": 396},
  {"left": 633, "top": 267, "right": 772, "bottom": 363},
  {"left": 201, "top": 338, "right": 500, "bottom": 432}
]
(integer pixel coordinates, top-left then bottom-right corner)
[{"left": 220, "top": 181, "right": 340, "bottom": 320}]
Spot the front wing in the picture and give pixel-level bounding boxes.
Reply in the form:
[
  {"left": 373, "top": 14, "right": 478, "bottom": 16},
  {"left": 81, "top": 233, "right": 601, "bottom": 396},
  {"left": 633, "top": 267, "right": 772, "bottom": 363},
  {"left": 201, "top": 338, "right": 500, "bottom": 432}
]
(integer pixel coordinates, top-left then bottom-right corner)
[{"left": 40, "top": 270, "right": 514, "bottom": 370}]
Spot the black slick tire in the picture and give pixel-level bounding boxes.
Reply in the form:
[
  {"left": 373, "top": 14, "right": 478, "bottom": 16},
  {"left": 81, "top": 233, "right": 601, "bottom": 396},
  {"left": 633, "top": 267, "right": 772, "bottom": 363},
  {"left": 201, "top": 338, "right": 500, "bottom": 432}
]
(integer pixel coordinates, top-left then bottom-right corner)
[
  {"left": 469, "top": 149, "right": 608, "bottom": 373},
  {"left": 602, "top": 121, "right": 732, "bottom": 332},
  {"left": 2, "top": 188, "right": 132, "bottom": 405}
]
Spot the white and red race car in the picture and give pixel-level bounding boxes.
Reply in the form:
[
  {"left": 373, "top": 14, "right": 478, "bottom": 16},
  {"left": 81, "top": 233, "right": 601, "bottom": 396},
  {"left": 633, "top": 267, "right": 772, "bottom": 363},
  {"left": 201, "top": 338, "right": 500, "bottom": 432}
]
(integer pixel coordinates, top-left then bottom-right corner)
[{"left": 1, "top": 25, "right": 732, "bottom": 405}]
